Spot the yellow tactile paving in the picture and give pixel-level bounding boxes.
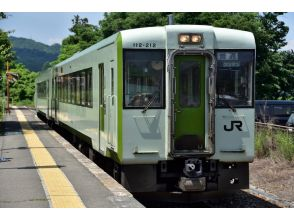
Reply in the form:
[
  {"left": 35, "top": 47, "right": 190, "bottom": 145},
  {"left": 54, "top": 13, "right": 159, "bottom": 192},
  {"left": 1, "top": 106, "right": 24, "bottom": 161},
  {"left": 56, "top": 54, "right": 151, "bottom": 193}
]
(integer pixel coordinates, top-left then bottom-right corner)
[{"left": 15, "top": 109, "right": 85, "bottom": 208}]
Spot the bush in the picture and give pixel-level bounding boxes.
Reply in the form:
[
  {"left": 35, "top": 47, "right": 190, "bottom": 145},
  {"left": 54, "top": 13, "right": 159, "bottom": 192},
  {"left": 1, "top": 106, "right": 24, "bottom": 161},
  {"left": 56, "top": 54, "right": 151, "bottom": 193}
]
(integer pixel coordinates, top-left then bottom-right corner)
[
  {"left": 255, "top": 128, "right": 271, "bottom": 158},
  {"left": 255, "top": 127, "right": 294, "bottom": 161},
  {"left": 275, "top": 131, "right": 294, "bottom": 161}
]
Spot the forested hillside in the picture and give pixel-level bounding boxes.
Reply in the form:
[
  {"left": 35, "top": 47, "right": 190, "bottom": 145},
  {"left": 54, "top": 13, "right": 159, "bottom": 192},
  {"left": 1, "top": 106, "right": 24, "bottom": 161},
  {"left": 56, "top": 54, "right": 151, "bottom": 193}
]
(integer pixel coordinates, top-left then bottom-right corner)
[{"left": 9, "top": 36, "right": 60, "bottom": 72}]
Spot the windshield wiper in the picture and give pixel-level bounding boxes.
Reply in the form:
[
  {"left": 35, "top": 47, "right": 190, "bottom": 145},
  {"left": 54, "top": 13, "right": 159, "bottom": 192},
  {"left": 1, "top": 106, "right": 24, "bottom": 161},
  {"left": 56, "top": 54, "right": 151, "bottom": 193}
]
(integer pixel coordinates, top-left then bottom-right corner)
[
  {"left": 142, "top": 95, "right": 157, "bottom": 113},
  {"left": 220, "top": 97, "right": 236, "bottom": 113}
]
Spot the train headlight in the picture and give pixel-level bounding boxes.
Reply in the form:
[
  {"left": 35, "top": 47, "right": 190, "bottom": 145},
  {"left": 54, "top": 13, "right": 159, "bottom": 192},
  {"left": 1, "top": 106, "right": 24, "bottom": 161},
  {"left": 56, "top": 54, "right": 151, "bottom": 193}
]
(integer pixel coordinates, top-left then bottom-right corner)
[
  {"left": 191, "top": 34, "right": 202, "bottom": 43},
  {"left": 179, "top": 34, "right": 190, "bottom": 43},
  {"left": 178, "top": 33, "right": 203, "bottom": 44}
]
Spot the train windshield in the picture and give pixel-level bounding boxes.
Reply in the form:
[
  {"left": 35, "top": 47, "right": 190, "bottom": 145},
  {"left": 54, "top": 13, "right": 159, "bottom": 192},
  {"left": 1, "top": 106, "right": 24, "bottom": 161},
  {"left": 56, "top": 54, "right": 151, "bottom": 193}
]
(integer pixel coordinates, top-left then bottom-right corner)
[
  {"left": 216, "top": 50, "right": 254, "bottom": 107},
  {"left": 124, "top": 50, "right": 165, "bottom": 108}
]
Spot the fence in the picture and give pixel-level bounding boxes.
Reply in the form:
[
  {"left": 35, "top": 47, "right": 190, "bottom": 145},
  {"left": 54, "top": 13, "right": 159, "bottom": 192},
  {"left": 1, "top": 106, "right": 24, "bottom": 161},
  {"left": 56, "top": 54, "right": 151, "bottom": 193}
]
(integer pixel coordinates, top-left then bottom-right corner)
[{"left": 255, "top": 122, "right": 293, "bottom": 135}]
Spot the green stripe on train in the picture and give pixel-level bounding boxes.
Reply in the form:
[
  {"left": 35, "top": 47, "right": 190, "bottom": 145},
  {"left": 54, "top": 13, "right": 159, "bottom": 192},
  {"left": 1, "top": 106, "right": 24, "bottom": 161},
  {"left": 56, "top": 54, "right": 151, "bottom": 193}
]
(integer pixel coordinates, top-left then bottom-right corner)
[{"left": 117, "top": 33, "right": 123, "bottom": 162}]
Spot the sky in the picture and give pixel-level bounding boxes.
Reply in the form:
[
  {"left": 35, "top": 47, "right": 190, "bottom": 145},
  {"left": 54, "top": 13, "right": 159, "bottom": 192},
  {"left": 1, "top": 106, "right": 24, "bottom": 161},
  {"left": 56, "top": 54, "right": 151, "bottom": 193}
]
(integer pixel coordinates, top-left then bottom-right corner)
[
  {"left": 0, "top": 12, "right": 104, "bottom": 45},
  {"left": 1, "top": 12, "right": 294, "bottom": 50}
]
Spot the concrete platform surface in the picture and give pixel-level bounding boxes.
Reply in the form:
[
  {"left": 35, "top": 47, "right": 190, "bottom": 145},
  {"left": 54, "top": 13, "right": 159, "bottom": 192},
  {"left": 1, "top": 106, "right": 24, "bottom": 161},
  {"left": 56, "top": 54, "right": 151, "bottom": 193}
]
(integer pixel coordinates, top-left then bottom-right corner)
[{"left": 0, "top": 107, "right": 143, "bottom": 208}]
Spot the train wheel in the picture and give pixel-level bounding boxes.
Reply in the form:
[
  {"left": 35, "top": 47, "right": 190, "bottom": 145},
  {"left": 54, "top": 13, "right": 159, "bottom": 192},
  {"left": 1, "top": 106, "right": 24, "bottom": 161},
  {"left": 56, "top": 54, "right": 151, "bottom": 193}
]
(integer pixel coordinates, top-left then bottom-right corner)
[
  {"left": 113, "top": 163, "right": 121, "bottom": 183},
  {"left": 77, "top": 142, "right": 83, "bottom": 151},
  {"left": 89, "top": 147, "right": 95, "bottom": 161}
]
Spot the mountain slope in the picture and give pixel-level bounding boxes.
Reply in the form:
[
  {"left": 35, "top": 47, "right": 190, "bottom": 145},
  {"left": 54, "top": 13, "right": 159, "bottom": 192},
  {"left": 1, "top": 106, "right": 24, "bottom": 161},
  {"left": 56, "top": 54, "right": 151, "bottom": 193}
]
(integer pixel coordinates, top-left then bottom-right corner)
[{"left": 10, "top": 36, "right": 61, "bottom": 72}]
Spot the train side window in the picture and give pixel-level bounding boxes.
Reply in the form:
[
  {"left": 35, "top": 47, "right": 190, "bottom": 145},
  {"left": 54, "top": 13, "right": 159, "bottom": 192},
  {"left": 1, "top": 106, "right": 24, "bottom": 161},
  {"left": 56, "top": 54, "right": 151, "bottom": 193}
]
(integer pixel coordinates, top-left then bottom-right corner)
[
  {"left": 61, "top": 76, "right": 64, "bottom": 102},
  {"left": 76, "top": 74, "right": 81, "bottom": 105},
  {"left": 58, "top": 77, "right": 61, "bottom": 101},
  {"left": 80, "top": 71, "right": 86, "bottom": 106},
  {"left": 99, "top": 64, "right": 104, "bottom": 107},
  {"left": 87, "top": 69, "right": 92, "bottom": 107},
  {"left": 65, "top": 75, "right": 69, "bottom": 103},
  {"left": 64, "top": 76, "right": 66, "bottom": 103},
  {"left": 111, "top": 68, "right": 114, "bottom": 96},
  {"left": 71, "top": 76, "right": 76, "bottom": 104}
]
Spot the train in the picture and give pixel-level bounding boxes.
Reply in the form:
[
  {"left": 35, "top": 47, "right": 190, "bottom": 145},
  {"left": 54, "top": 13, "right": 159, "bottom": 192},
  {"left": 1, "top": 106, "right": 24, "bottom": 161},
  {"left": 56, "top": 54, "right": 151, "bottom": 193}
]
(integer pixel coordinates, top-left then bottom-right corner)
[
  {"left": 35, "top": 25, "right": 256, "bottom": 193},
  {"left": 255, "top": 100, "right": 294, "bottom": 126}
]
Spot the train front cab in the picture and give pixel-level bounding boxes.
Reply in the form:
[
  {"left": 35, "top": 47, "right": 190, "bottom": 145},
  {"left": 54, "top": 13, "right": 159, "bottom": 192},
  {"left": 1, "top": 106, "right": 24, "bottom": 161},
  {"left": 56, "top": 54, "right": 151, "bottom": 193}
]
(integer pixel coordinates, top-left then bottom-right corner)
[{"left": 119, "top": 26, "right": 255, "bottom": 193}]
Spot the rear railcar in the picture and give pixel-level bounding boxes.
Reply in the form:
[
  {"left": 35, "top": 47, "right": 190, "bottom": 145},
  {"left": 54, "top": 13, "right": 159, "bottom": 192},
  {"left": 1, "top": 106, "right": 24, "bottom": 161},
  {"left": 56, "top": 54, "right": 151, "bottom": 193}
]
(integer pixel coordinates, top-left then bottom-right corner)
[{"left": 35, "top": 68, "right": 52, "bottom": 119}]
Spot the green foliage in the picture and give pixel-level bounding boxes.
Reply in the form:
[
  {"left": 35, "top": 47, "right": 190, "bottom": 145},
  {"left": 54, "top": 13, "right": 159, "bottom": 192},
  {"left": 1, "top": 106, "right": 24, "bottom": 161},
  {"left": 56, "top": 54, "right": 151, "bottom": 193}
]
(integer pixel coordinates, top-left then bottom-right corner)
[
  {"left": 54, "top": 12, "right": 293, "bottom": 100},
  {"left": 0, "top": 12, "right": 6, "bottom": 19},
  {"left": 255, "top": 127, "right": 294, "bottom": 161},
  {"left": 8, "top": 63, "right": 38, "bottom": 103},
  {"left": 99, "top": 12, "right": 168, "bottom": 38},
  {"left": 275, "top": 131, "right": 294, "bottom": 161},
  {"left": 0, "top": 13, "right": 14, "bottom": 70},
  {"left": 9, "top": 36, "right": 60, "bottom": 72},
  {"left": 255, "top": 128, "right": 272, "bottom": 158},
  {"left": 54, "top": 15, "right": 101, "bottom": 64}
]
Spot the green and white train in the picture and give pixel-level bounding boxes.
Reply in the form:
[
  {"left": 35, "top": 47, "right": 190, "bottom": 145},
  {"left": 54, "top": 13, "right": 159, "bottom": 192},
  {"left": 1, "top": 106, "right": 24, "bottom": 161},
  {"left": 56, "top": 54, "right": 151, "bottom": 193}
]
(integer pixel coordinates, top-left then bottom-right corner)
[{"left": 35, "top": 25, "right": 255, "bottom": 192}]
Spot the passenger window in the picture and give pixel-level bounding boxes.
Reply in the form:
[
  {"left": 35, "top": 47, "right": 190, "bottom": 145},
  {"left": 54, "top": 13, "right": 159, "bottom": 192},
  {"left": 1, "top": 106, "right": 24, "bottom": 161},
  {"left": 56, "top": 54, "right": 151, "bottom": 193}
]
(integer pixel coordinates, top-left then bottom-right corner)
[
  {"left": 111, "top": 68, "right": 114, "bottom": 96},
  {"left": 80, "top": 72, "right": 86, "bottom": 106},
  {"left": 61, "top": 77, "right": 64, "bottom": 102},
  {"left": 76, "top": 74, "right": 81, "bottom": 105},
  {"left": 99, "top": 64, "right": 104, "bottom": 106},
  {"left": 87, "top": 69, "right": 92, "bottom": 107},
  {"left": 65, "top": 76, "right": 69, "bottom": 103},
  {"left": 70, "top": 77, "right": 76, "bottom": 104}
]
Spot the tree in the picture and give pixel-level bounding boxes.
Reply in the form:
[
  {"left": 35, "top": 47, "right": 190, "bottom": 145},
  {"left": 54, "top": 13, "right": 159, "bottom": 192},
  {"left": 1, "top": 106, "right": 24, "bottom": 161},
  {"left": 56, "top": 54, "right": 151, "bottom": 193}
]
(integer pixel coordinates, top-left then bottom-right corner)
[
  {"left": 0, "top": 12, "right": 6, "bottom": 19},
  {"left": 1, "top": 13, "right": 37, "bottom": 106},
  {"left": 54, "top": 15, "right": 101, "bottom": 64},
  {"left": 99, "top": 12, "right": 168, "bottom": 38},
  {"left": 56, "top": 12, "right": 291, "bottom": 100},
  {"left": 9, "top": 63, "right": 38, "bottom": 103},
  {"left": 0, "top": 12, "right": 14, "bottom": 70}
]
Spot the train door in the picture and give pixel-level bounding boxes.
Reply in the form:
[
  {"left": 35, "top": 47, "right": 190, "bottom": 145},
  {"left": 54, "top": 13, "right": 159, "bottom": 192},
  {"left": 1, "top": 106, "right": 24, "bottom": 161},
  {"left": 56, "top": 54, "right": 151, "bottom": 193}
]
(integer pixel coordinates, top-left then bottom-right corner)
[
  {"left": 46, "top": 80, "right": 49, "bottom": 117},
  {"left": 173, "top": 55, "right": 205, "bottom": 154},
  {"left": 51, "top": 76, "right": 56, "bottom": 119},
  {"left": 99, "top": 63, "right": 106, "bottom": 151},
  {"left": 107, "top": 61, "right": 116, "bottom": 149},
  {"left": 54, "top": 76, "right": 58, "bottom": 120}
]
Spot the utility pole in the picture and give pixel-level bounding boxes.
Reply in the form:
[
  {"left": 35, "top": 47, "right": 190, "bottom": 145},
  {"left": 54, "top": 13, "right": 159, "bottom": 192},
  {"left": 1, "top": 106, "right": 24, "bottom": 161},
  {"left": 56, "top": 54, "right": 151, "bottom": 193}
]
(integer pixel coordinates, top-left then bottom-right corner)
[
  {"left": 6, "top": 61, "right": 10, "bottom": 114},
  {"left": 5, "top": 62, "right": 18, "bottom": 114}
]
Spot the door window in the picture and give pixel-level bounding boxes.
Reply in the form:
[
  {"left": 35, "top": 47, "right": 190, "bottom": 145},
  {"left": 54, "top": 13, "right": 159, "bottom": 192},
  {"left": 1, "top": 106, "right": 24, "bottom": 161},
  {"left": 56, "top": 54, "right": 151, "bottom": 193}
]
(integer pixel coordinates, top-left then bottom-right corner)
[{"left": 179, "top": 61, "right": 200, "bottom": 107}]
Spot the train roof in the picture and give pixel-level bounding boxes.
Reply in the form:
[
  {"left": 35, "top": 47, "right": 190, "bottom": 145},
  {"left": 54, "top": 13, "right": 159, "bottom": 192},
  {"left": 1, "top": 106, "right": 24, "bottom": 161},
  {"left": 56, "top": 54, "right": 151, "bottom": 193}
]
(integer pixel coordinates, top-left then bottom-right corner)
[{"left": 55, "top": 25, "right": 255, "bottom": 67}]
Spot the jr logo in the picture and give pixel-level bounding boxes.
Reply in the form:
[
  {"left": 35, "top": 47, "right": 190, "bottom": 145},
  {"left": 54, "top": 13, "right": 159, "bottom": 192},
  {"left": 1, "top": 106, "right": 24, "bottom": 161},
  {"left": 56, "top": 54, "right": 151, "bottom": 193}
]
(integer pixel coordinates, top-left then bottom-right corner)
[{"left": 224, "top": 120, "right": 243, "bottom": 131}]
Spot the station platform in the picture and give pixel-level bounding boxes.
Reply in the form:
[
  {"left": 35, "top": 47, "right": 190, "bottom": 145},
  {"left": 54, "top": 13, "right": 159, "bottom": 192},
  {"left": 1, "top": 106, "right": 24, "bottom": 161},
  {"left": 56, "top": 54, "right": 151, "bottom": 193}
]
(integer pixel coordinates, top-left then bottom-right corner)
[{"left": 0, "top": 107, "right": 143, "bottom": 208}]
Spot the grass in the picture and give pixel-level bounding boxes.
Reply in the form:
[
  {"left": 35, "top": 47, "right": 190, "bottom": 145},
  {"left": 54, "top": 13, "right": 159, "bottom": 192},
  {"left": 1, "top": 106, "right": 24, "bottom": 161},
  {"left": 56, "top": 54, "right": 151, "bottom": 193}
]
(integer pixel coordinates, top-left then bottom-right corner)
[
  {"left": 13, "top": 99, "right": 34, "bottom": 107},
  {"left": 275, "top": 131, "right": 294, "bottom": 161},
  {"left": 0, "top": 97, "right": 4, "bottom": 135},
  {"left": 255, "top": 127, "right": 294, "bottom": 161}
]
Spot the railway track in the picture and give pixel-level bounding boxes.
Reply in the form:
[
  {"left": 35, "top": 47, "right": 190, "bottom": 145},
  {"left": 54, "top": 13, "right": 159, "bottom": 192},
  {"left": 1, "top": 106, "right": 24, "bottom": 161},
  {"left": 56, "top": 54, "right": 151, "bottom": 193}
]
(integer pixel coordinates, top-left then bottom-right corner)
[{"left": 134, "top": 186, "right": 294, "bottom": 208}]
